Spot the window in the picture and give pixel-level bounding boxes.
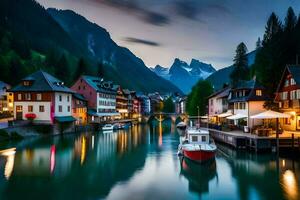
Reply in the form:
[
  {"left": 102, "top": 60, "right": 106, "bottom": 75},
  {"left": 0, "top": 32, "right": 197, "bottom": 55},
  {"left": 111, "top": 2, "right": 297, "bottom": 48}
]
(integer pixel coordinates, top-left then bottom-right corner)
[
  {"left": 291, "top": 78, "right": 296, "bottom": 85},
  {"left": 23, "top": 81, "right": 30, "bottom": 86},
  {"left": 284, "top": 79, "right": 289, "bottom": 87},
  {"left": 67, "top": 95, "right": 70, "bottom": 102},
  {"left": 16, "top": 106, "right": 22, "bottom": 112},
  {"left": 78, "top": 86, "right": 81, "bottom": 90},
  {"left": 192, "top": 136, "right": 198, "bottom": 142},
  {"left": 297, "top": 89, "right": 300, "bottom": 99},
  {"left": 28, "top": 105, "right": 33, "bottom": 112},
  {"left": 201, "top": 136, "right": 207, "bottom": 142},
  {"left": 59, "top": 95, "right": 62, "bottom": 101},
  {"left": 291, "top": 90, "right": 297, "bottom": 100},
  {"left": 59, "top": 105, "right": 62, "bottom": 112},
  {"left": 36, "top": 93, "right": 42, "bottom": 101},
  {"left": 39, "top": 105, "right": 44, "bottom": 112},
  {"left": 83, "top": 86, "right": 86, "bottom": 90},
  {"left": 278, "top": 102, "right": 282, "bottom": 108},
  {"left": 282, "top": 92, "right": 288, "bottom": 100},
  {"left": 67, "top": 106, "right": 70, "bottom": 112},
  {"left": 18, "top": 94, "right": 22, "bottom": 100},
  {"left": 25, "top": 93, "right": 31, "bottom": 100},
  {"left": 284, "top": 118, "right": 291, "bottom": 125},
  {"left": 256, "top": 90, "right": 262, "bottom": 96}
]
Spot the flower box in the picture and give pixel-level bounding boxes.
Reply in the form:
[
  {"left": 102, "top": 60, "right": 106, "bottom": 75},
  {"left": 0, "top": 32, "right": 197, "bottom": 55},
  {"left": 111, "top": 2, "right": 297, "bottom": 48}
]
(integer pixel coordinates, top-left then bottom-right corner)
[{"left": 25, "top": 113, "right": 37, "bottom": 120}]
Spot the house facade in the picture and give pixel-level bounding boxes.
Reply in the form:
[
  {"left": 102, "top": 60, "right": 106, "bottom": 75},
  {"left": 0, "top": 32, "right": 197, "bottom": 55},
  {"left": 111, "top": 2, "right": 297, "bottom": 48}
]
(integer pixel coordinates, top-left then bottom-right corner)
[
  {"left": 228, "top": 79, "right": 268, "bottom": 129},
  {"left": 0, "top": 81, "right": 13, "bottom": 114},
  {"left": 10, "top": 70, "right": 75, "bottom": 125},
  {"left": 275, "top": 65, "right": 300, "bottom": 131},
  {"left": 137, "top": 94, "right": 151, "bottom": 115},
  {"left": 71, "top": 76, "right": 118, "bottom": 123},
  {"left": 115, "top": 86, "right": 128, "bottom": 119},
  {"left": 208, "top": 87, "right": 231, "bottom": 124},
  {"left": 72, "top": 93, "right": 88, "bottom": 125}
]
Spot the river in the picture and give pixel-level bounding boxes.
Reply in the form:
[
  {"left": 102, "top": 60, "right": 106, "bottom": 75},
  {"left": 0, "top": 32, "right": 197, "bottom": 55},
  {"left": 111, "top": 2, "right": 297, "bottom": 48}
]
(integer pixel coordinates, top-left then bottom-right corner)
[{"left": 0, "top": 122, "right": 299, "bottom": 200}]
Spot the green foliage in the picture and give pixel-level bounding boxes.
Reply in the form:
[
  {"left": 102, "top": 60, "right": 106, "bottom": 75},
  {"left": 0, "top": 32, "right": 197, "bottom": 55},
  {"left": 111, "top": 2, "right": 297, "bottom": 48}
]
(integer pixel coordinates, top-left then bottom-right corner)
[
  {"left": 187, "top": 80, "right": 213, "bottom": 116},
  {"left": 10, "top": 131, "right": 24, "bottom": 140},
  {"left": 254, "top": 7, "right": 300, "bottom": 98},
  {"left": 74, "top": 57, "right": 88, "bottom": 81},
  {"left": 230, "top": 42, "right": 249, "bottom": 86},
  {"left": 162, "top": 97, "right": 175, "bottom": 113},
  {"left": 0, "top": 129, "right": 9, "bottom": 138}
]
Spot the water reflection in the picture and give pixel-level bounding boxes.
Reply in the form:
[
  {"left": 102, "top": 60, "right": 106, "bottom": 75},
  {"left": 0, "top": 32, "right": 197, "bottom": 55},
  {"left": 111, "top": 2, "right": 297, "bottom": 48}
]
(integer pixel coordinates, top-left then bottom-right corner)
[{"left": 0, "top": 123, "right": 299, "bottom": 200}]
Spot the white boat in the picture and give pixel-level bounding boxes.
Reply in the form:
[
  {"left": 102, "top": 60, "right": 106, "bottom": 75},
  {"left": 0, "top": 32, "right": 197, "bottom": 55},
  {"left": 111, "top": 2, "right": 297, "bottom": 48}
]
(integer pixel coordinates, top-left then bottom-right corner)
[
  {"left": 102, "top": 124, "right": 114, "bottom": 131},
  {"left": 179, "top": 127, "right": 217, "bottom": 163}
]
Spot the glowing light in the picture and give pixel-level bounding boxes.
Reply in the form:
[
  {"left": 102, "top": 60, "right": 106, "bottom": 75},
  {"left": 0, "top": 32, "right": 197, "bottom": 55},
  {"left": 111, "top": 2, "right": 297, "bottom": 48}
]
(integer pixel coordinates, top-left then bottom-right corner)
[
  {"left": 0, "top": 148, "right": 16, "bottom": 180},
  {"left": 92, "top": 135, "right": 95, "bottom": 150},
  {"left": 282, "top": 159, "right": 285, "bottom": 167},
  {"left": 50, "top": 145, "right": 56, "bottom": 174},
  {"left": 8, "top": 103, "right": 13, "bottom": 107},
  {"left": 159, "top": 122, "right": 163, "bottom": 146},
  {"left": 80, "top": 137, "right": 86, "bottom": 165},
  {"left": 282, "top": 170, "right": 299, "bottom": 200}
]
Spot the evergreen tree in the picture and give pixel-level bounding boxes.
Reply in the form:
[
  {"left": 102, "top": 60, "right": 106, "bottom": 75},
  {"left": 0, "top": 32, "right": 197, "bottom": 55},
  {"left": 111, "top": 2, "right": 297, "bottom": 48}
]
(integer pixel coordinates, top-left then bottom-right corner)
[
  {"left": 97, "top": 62, "right": 104, "bottom": 77},
  {"left": 230, "top": 42, "right": 249, "bottom": 87},
  {"left": 74, "top": 57, "right": 87, "bottom": 80},
  {"left": 256, "top": 37, "right": 262, "bottom": 49},
  {"left": 9, "top": 58, "right": 25, "bottom": 85},
  {"left": 263, "top": 12, "right": 282, "bottom": 45},
  {"left": 162, "top": 97, "right": 175, "bottom": 113},
  {"left": 55, "top": 54, "right": 70, "bottom": 84},
  {"left": 187, "top": 80, "right": 213, "bottom": 116},
  {"left": 284, "top": 7, "right": 297, "bottom": 32}
]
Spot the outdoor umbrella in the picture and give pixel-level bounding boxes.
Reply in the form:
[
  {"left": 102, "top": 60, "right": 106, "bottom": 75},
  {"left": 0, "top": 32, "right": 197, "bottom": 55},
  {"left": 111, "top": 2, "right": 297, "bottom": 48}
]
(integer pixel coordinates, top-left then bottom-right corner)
[{"left": 250, "top": 110, "right": 291, "bottom": 153}]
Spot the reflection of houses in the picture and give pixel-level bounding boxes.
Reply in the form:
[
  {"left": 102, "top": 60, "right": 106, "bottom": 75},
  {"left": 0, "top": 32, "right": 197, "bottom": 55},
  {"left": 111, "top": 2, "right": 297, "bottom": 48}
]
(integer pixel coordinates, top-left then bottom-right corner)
[
  {"left": 72, "top": 93, "right": 88, "bottom": 125},
  {"left": 10, "top": 70, "right": 75, "bottom": 126},
  {"left": 208, "top": 87, "right": 231, "bottom": 123},
  {"left": 275, "top": 65, "right": 300, "bottom": 131},
  {"left": 131, "top": 91, "right": 141, "bottom": 119},
  {"left": 228, "top": 79, "right": 269, "bottom": 129},
  {"left": 71, "top": 76, "right": 118, "bottom": 123},
  {"left": 0, "top": 81, "right": 13, "bottom": 113}
]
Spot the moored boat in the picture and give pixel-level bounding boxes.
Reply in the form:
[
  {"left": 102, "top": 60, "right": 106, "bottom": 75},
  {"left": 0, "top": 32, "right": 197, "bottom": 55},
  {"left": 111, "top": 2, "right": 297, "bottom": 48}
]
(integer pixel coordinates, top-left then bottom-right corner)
[
  {"left": 102, "top": 124, "right": 114, "bottom": 131},
  {"left": 179, "top": 127, "right": 216, "bottom": 163}
]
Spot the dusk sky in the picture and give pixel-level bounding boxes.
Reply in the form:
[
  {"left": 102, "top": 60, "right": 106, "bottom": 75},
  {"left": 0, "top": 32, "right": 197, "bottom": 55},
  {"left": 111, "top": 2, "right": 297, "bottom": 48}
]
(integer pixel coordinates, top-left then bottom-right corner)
[{"left": 37, "top": 0, "right": 300, "bottom": 69}]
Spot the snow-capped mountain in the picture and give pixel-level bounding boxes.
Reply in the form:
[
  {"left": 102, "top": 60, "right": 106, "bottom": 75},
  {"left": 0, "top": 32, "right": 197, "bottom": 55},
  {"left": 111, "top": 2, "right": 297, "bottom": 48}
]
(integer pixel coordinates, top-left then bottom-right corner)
[{"left": 151, "top": 58, "right": 216, "bottom": 94}]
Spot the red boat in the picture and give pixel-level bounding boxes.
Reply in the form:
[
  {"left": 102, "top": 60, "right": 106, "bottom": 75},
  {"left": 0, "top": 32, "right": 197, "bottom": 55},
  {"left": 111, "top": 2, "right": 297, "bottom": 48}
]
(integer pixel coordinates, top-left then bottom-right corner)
[{"left": 179, "top": 127, "right": 216, "bottom": 163}]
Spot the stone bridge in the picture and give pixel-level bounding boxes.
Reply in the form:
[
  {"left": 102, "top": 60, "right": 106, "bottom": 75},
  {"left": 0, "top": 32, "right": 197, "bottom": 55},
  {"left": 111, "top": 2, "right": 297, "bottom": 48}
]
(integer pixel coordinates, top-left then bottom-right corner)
[{"left": 142, "top": 112, "right": 188, "bottom": 123}]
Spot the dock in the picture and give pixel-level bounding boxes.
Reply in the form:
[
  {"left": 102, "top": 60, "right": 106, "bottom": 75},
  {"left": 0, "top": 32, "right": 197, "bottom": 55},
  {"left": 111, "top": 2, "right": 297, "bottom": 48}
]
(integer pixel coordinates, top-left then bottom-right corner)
[{"left": 209, "top": 129, "right": 300, "bottom": 152}]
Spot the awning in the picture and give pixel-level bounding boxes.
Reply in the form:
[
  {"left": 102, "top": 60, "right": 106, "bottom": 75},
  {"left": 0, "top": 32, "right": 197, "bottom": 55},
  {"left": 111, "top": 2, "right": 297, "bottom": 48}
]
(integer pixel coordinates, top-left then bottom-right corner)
[
  {"left": 218, "top": 111, "right": 232, "bottom": 118},
  {"left": 227, "top": 114, "right": 247, "bottom": 120},
  {"left": 55, "top": 116, "right": 76, "bottom": 123},
  {"left": 250, "top": 110, "right": 291, "bottom": 119},
  {"left": 88, "top": 110, "right": 120, "bottom": 117}
]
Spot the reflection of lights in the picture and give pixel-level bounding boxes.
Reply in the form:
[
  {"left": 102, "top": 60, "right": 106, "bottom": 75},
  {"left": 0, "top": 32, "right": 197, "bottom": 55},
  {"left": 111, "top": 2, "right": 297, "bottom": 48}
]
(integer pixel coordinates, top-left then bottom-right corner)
[
  {"left": 0, "top": 148, "right": 16, "bottom": 180},
  {"left": 159, "top": 122, "right": 162, "bottom": 146},
  {"left": 50, "top": 145, "right": 56, "bottom": 174},
  {"left": 282, "top": 159, "right": 285, "bottom": 167},
  {"left": 92, "top": 136, "right": 94, "bottom": 150},
  {"left": 81, "top": 137, "right": 86, "bottom": 165},
  {"left": 282, "top": 170, "right": 298, "bottom": 200}
]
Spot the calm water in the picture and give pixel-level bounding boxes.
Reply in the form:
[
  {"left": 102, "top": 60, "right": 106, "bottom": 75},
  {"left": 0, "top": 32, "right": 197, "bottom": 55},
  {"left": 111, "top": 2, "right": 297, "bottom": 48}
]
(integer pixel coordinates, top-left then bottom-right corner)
[{"left": 0, "top": 122, "right": 299, "bottom": 200}]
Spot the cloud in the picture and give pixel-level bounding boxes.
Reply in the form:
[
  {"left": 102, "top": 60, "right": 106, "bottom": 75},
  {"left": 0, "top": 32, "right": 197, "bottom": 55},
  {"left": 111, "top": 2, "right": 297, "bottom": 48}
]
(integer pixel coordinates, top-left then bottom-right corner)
[
  {"left": 92, "top": 0, "right": 170, "bottom": 26},
  {"left": 124, "top": 37, "right": 161, "bottom": 46}
]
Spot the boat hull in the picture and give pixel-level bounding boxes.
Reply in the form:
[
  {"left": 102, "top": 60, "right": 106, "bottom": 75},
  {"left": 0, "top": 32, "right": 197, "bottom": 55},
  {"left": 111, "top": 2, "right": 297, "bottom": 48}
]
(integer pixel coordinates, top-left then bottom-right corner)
[{"left": 183, "top": 149, "right": 215, "bottom": 163}]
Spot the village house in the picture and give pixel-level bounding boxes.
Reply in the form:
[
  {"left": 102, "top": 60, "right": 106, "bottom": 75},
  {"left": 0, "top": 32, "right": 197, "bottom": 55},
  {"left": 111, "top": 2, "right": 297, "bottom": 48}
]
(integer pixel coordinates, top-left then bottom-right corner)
[
  {"left": 136, "top": 94, "right": 151, "bottom": 115},
  {"left": 0, "top": 81, "right": 13, "bottom": 114},
  {"left": 115, "top": 85, "right": 128, "bottom": 119},
  {"left": 9, "top": 70, "right": 75, "bottom": 127},
  {"left": 227, "top": 79, "right": 269, "bottom": 131},
  {"left": 130, "top": 91, "right": 141, "bottom": 119},
  {"left": 72, "top": 93, "right": 88, "bottom": 125},
  {"left": 275, "top": 65, "right": 300, "bottom": 131},
  {"left": 71, "top": 76, "right": 118, "bottom": 123},
  {"left": 208, "top": 87, "right": 231, "bottom": 124}
]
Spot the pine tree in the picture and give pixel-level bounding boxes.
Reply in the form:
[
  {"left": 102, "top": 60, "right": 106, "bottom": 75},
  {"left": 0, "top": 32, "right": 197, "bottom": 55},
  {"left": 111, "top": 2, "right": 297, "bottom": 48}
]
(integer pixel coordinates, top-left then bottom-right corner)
[
  {"left": 74, "top": 57, "right": 87, "bottom": 80},
  {"left": 256, "top": 37, "right": 262, "bottom": 49},
  {"left": 163, "top": 97, "right": 175, "bottom": 113},
  {"left": 230, "top": 42, "right": 249, "bottom": 87},
  {"left": 263, "top": 12, "right": 282, "bottom": 45},
  {"left": 284, "top": 7, "right": 297, "bottom": 32},
  {"left": 55, "top": 54, "right": 70, "bottom": 84}
]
